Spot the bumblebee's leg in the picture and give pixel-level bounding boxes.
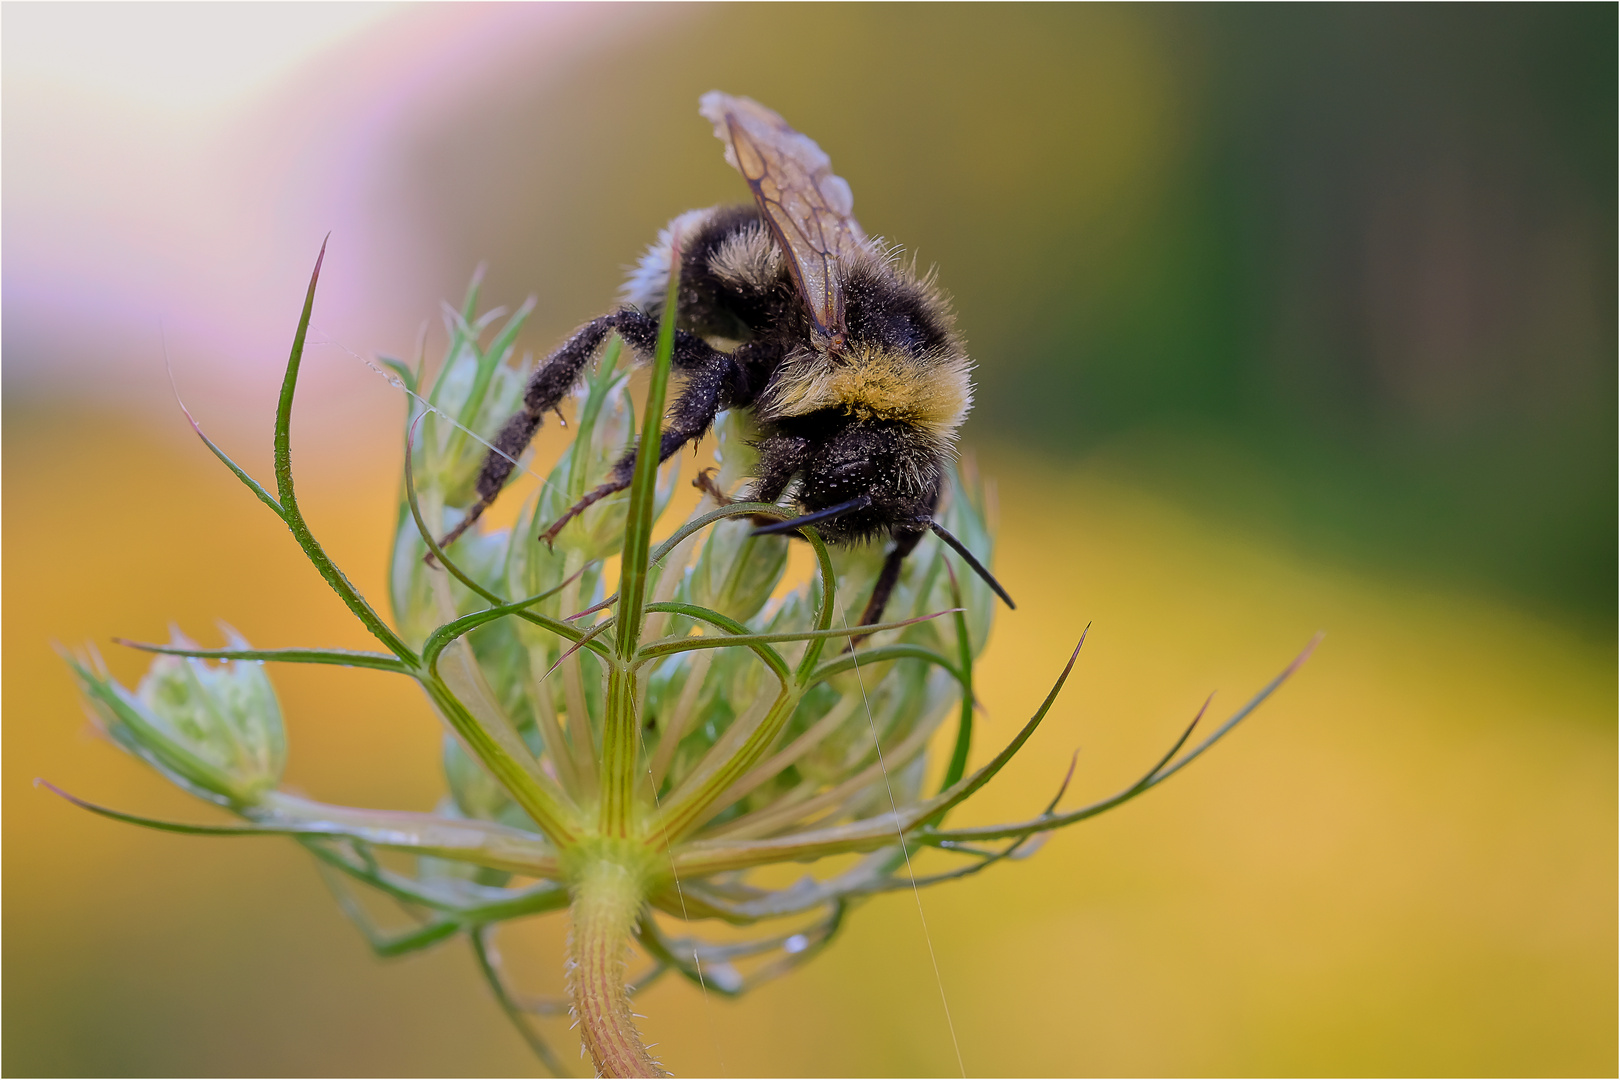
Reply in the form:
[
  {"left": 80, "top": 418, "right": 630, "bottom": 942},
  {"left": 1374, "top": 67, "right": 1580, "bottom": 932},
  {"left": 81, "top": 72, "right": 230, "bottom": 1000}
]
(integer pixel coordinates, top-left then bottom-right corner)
[
  {"left": 604, "top": 310, "right": 734, "bottom": 375},
  {"left": 693, "top": 468, "right": 732, "bottom": 505},
  {"left": 854, "top": 528, "right": 926, "bottom": 631},
  {"left": 745, "top": 436, "right": 805, "bottom": 506},
  {"left": 538, "top": 339, "right": 738, "bottom": 546},
  {"left": 728, "top": 433, "right": 805, "bottom": 528},
  {"left": 434, "top": 314, "right": 619, "bottom": 550}
]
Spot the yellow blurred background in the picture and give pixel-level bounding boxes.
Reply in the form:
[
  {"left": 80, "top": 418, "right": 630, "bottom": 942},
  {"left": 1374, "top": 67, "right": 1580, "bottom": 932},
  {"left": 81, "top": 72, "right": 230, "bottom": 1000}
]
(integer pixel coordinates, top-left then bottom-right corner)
[{"left": 5, "top": 5, "right": 1613, "bottom": 1076}]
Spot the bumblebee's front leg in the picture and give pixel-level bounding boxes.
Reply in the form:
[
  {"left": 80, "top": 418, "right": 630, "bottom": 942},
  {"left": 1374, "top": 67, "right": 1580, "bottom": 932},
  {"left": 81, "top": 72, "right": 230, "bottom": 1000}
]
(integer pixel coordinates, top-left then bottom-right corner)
[
  {"left": 434, "top": 314, "right": 623, "bottom": 550},
  {"left": 537, "top": 328, "right": 741, "bottom": 546}
]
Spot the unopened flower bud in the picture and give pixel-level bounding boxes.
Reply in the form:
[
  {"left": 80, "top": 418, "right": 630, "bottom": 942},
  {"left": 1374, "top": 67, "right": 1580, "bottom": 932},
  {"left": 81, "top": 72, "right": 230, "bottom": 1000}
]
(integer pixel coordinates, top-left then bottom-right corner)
[
  {"left": 686, "top": 518, "right": 787, "bottom": 624},
  {"left": 442, "top": 733, "right": 519, "bottom": 825},
  {"left": 69, "top": 629, "right": 286, "bottom": 806},
  {"left": 530, "top": 367, "right": 679, "bottom": 561},
  {"left": 415, "top": 300, "right": 536, "bottom": 510}
]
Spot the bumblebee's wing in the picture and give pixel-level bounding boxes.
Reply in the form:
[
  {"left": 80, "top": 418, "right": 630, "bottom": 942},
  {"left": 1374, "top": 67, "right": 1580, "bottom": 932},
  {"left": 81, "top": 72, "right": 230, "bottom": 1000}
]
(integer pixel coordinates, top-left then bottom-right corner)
[{"left": 699, "top": 91, "right": 868, "bottom": 347}]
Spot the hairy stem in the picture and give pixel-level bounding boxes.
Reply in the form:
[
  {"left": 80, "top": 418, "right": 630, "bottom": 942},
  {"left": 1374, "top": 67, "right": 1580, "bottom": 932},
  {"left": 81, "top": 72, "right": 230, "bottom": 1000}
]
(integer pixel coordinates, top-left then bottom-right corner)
[{"left": 568, "top": 859, "right": 664, "bottom": 1078}]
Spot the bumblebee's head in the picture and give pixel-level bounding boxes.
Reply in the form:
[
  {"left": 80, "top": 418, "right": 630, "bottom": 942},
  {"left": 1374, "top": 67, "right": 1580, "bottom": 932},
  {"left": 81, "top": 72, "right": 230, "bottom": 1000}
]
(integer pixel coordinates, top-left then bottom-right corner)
[
  {"left": 793, "top": 416, "right": 944, "bottom": 544},
  {"left": 754, "top": 338, "right": 970, "bottom": 545},
  {"left": 750, "top": 411, "right": 1016, "bottom": 613}
]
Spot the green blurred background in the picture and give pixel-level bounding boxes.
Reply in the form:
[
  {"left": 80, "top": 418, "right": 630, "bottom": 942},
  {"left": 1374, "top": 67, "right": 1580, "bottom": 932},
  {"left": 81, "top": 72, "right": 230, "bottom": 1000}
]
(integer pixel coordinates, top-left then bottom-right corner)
[{"left": 5, "top": 4, "right": 1614, "bottom": 1076}]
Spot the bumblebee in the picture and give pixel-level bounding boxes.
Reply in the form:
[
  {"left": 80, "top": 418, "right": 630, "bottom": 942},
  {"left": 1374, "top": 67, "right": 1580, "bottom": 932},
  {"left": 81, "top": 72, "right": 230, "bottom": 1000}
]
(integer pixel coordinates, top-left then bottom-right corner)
[{"left": 440, "top": 92, "right": 1012, "bottom": 625}]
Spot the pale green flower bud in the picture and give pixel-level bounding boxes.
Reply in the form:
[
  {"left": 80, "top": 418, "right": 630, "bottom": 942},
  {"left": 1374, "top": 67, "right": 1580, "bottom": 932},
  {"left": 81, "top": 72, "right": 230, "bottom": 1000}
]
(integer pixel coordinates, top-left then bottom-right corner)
[
  {"left": 685, "top": 518, "right": 788, "bottom": 624},
  {"left": 384, "top": 300, "right": 539, "bottom": 652},
  {"left": 390, "top": 510, "right": 507, "bottom": 650},
  {"left": 523, "top": 365, "right": 676, "bottom": 565},
  {"left": 69, "top": 629, "right": 286, "bottom": 807},
  {"left": 416, "top": 299, "right": 536, "bottom": 509},
  {"left": 441, "top": 733, "right": 520, "bottom": 825}
]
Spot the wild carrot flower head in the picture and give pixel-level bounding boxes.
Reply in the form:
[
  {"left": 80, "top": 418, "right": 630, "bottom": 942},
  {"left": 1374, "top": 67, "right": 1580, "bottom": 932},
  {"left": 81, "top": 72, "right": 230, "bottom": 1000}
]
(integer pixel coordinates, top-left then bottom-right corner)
[{"left": 52, "top": 252, "right": 1312, "bottom": 1076}]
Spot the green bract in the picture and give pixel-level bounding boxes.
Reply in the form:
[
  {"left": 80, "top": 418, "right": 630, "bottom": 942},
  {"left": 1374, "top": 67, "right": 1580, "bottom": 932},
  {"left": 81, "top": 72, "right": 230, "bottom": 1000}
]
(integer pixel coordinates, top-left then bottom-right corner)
[{"left": 52, "top": 246, "right": 1313, "bottom": 1077}]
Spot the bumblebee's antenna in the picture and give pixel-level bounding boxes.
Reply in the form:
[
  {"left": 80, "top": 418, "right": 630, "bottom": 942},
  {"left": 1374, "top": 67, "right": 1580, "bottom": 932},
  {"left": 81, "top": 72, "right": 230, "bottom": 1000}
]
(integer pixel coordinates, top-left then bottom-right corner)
[
  {"left": 929, "top": 520, "right": 1015, "bottom": 610},
  {"left": 750, "top": 496, "right": 872, "bottom": 536}
]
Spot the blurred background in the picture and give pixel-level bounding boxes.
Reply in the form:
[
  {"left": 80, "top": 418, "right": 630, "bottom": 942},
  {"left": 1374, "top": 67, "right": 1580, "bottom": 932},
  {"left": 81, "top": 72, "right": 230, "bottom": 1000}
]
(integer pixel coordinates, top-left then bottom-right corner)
[{"left": 4, "top": 4, "right": 1613, "bottom": 1076}]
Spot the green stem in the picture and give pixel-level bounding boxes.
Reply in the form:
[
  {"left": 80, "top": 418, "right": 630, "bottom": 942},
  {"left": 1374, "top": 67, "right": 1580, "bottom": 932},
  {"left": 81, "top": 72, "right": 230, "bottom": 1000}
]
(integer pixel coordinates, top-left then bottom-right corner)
[
  {"left": 808, "top": 644, "right": 961, "bottom": 685},
  {"left": 419, "top": 676, "right": 580, "bottom": 846},
  {"left": 273, "top": 238, "right": 418, "bottom": 665},
  {"left": 612, "top": 256, "right": 679, "bottom": 663},
  {"left": 600, "top": 665, "right": 639, "bottom": 838},
  {"left": 112, "top": 640, "right": 409, "bottom": 673},
  {"left": 939, "top": 570, "right": 976, "bottom": 793},
  {"left": 602, "top": 233, "right": 681, "bottom": 833},
  {"left": 473, "top": 927, "right": 571, "bottom": 1078},
  {"left": 568, "top": 859, "right": 664, "bottom": 1078}
]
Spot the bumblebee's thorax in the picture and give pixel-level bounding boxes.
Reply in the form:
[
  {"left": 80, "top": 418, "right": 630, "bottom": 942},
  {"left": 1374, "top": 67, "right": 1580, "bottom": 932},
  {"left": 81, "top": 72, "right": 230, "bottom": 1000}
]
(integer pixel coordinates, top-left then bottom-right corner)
[{"left": 622, "top": 204, "right": 974, "bottom": 450}]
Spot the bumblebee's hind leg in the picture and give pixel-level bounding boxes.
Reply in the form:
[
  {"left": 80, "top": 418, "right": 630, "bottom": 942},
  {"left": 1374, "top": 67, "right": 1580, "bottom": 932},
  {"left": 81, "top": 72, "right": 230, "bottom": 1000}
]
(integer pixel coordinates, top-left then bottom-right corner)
[
  {"left": 433, "top": 315, "right": 622, "bottom": 551},
  {"left": 538, "top": 330, "right": 739, "bottom": 546},
  {"left": 854, "top": 528, "right": 926, "bottom": 632}
]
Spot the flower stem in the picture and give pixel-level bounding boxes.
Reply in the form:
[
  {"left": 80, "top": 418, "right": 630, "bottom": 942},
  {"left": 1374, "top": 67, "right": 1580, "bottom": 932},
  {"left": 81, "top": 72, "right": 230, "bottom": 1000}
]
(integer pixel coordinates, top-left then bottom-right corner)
[{"left": 568, "top": 858, "right": 664, "bottom": 1077}]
